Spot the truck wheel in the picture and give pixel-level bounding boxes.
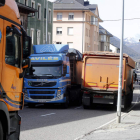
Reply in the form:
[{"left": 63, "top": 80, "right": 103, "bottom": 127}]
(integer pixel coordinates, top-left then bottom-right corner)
[
  {"left": 123, "top": 95, "right": 128, "bottom": 112},
  {"left": 0, "top": 121, "right": 3, "bottom": 140},
  {"left": 61, "top": 96, "right": 69, "bottom": 109}
]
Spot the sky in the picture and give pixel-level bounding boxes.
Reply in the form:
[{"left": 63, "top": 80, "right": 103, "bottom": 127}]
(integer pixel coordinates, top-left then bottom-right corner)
[{"left": 90, "top": 0, "right": 140, "bottom": 41}]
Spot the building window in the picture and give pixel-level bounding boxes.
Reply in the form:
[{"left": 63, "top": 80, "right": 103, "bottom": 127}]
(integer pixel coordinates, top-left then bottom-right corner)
[
  {"left": 48, "top": 32, "right": 51, "bottom": 44},
  {"left": 91, "top": 16, "right": 94, "bottom": 25},
  {"left": 56, "top": 42, "right": 62, "bottom": 44},
  {"left": 37, "top": 30, "right": 41, "bottom": 45},
  {"left": 101, "top": 35, "right": 106, "bottom": 42},
  {"left": 56, "top": 27, "right": 62, "bottom": 35},
  {"left": 37, "top": 4, "right": 41, "bottom": 20},
  {"left": 31, "top": 0, "right": 35, "bottom": 17},
  {"left": 49, "top": 9, "right": 51, "bottom": 23},
  {"left": 95, "top": 18, "right": 98, "bottom": 26},
  {"left": 68, "top": 27, "right": 73, "bottom": 35},
  {"left": 68, "top": 13, "right": 74, "bottom": 20},
  {"left": 67, "top": 42, "right": 73, "bottom": 48},
  {"left": 30, "top": 28, "right": 34, "bottom": 45},
  {"left": 25, "top": 0, "right": 28, "bottom": 6},
  {"left": 44, "top": 8, "right": 46, "bottom": 19},
  {"left": 57, "top": 13, "right": 62, "bottom": 20}
]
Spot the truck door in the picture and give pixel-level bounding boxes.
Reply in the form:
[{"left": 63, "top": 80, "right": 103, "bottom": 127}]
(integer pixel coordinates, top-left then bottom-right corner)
[{"left": 1, "top": 20, "right": 23, "bottom": 111}]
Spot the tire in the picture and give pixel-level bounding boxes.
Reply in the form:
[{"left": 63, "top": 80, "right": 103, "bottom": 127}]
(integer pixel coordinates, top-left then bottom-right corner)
[
  {"left": 0, "top": 120, "right": 3, "bottom": 140},
  {"left": 122, "top": 95, "right": 128, "bottom": 112},
  {"left": 61, "top": 95, "right": 69, "bottom": 109}
]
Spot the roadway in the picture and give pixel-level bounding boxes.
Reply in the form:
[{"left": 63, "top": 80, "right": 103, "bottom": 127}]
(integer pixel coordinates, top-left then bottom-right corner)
[{"left": 19, "top": 83, "right": 139, "bottom": 140}]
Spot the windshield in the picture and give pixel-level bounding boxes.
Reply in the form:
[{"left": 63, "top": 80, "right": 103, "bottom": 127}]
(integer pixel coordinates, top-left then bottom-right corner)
[{"left": 26, "top": 65, "right": 62, "bottom": 77}]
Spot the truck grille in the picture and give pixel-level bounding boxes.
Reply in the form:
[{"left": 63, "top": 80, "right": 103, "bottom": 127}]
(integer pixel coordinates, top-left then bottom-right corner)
[
  {"left": 30, "top": 91, "right": 55, "bottom": 94},
  {"left": 29, "top": 81, "right": 57, "bottom": 87},
  {"left": 30, "top": 96, "right": 54, "bottom": 99}
]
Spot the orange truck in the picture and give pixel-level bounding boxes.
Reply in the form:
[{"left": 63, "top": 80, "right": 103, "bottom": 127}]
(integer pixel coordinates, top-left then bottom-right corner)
[
  {"left": 0, "top": 1, "right": 31, "bottom": 139},
  {"left": 82, "top": 52, "right": 135, "bottom": 110}
]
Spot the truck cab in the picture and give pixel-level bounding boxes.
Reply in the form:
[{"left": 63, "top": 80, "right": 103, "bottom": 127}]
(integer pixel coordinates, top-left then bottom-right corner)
[
  {"left": 0, "top": 0, "right": 31, "bottom": 139},
  {"left": 23, "top": 44, "right": 71, "bottom": 107}
]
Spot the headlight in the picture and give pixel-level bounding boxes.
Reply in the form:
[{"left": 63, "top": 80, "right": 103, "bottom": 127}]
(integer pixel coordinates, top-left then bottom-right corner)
[{"left": 57, "top": 90, "right": 61, "bottom": 96}]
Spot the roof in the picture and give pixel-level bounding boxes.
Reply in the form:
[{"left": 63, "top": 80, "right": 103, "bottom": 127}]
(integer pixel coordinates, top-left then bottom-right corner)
[
  {"left": 54, "top": 0, "right": 89, "bottom": 10},
  {"left": 99, "top": 25, "right": 113, "bottom": 37},
  {"left": 17, "top": 2, "right": 38, "bottom": 14},
  {"left": 33, "top": 44, "right": 69, "bottom": 54},
  {"left": 84, "top": 4, "right": 97, "bottom": 10}
]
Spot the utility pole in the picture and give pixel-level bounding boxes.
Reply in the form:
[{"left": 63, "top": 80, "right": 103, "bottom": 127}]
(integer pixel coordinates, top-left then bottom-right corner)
[
  {"left": 46, "top": 0, "right": 48, "bottom": 44},
  {"left": 117, "top": 0, "right": 125, "bottom": 123}
]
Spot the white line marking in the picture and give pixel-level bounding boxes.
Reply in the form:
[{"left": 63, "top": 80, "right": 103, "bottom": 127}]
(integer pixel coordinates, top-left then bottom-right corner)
[
  {"left": 75, "top": 106, "right": 82, "bottom": 109},
  {"left": 41, "top": 113, "right": 56, "bottom": 117}
]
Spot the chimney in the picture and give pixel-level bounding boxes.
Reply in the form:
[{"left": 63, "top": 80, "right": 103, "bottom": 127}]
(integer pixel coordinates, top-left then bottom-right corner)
[
  {"left": 76, "top": 0, "right": 84, "bottom": 5},
  {"left": 84, "top": 0, "right": 89, "bottom": 6}
]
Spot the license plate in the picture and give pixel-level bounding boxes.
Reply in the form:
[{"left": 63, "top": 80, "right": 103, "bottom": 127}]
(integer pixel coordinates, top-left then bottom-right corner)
[{"left": 93, "top": 95, "right": 103, "bottom": 98}]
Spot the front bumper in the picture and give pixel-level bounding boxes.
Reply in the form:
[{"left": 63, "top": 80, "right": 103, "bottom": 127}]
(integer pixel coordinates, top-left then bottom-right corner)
[{"left": 24, "top": 94, "right": 66, "bottom": 104}]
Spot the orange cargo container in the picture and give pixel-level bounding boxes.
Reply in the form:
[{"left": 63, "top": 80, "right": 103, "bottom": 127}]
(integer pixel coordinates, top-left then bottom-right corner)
[{"left": 82, "top": 52, "right": 135, "bottom": 110}]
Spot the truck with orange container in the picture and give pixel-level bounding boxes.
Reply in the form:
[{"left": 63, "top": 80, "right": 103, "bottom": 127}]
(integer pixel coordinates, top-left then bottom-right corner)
[
  {"left": 0, "top": 0, "right": 31, "bottom": 139},
  {"left": 82, "top": 52, "right": 135, "bottom": 110}
]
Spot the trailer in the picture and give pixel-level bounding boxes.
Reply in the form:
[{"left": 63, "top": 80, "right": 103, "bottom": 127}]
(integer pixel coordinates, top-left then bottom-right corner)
[{"left": 82, "top": 52, "right": 135, "bottom": 110}]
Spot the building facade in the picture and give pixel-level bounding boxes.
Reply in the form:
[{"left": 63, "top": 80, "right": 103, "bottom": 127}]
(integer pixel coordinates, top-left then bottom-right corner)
[
  {"left": 99, "top": 25, "right": 113, "bottom": 51},
  {"left": 110, "top": 44, "right": 120, "bottom": 53},
  {"left": 15, "top": 0, "right": 53, "bottom": 49},
  {"left": 53, "top": 0, "right": 102, "bottom": 53}
]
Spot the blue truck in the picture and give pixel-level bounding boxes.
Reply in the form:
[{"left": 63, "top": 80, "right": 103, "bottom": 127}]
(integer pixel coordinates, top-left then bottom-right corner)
[{"left": 23, "top": 44, "right": 83, "bottom": 108}]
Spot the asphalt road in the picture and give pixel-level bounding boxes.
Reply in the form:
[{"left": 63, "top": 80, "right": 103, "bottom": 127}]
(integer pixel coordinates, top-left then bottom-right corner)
[{"left": 19, "top": 83, "right": 139, "bottom": 140}]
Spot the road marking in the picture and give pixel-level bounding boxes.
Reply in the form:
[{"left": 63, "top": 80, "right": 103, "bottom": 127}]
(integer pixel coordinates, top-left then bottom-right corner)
[
  {"left": 75, "top": 91, "right": 140, "bottom": 140},
  {"left": 74, "top": 106, "right": 82, "bottom": 109},
  {"left": 41, "top": 113, "right": 56, "bottom": 117}
]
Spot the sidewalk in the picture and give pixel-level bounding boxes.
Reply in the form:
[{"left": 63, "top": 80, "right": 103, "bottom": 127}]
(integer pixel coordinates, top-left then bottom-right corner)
[{"left": 79, "top": 85, "right": 140, "bottom": 140}]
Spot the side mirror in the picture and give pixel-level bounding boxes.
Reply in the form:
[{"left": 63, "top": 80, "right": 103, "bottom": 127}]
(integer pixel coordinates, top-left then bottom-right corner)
[
  {"left": 19, "top": 58, "right": 31, "bottom": 78},
  {"left": 0, "top": 0, "right": 5, "bottom": 6},
  {"left": 23, "top": 36, "right": 32, "bottom": 59},
  {"left": 22, "top": 58, "right": 31, "bottom": 69}
]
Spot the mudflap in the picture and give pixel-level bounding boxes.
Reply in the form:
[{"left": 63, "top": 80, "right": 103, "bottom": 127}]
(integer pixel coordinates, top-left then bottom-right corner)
[
  {"left": 9, "top": 112, "right": 21, "bottom": 140},
  {"left": 82, "top": 93, "right": 91, "bottom": 106}
]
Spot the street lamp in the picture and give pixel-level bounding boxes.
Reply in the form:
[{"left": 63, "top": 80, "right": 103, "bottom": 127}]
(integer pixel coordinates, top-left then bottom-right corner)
[{"left": 117, "top": 0, "right": 125, "bottom": 123}]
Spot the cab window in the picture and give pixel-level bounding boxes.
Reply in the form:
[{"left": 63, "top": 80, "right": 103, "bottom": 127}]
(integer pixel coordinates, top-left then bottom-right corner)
[{"left": 5, "top": 27, "right": 21, "bottom": 68}]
